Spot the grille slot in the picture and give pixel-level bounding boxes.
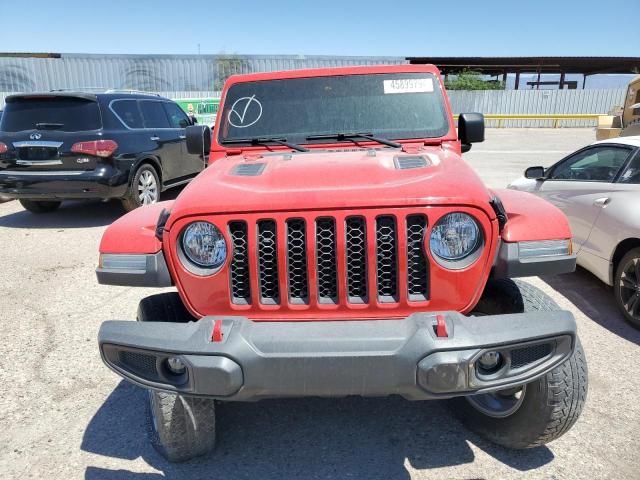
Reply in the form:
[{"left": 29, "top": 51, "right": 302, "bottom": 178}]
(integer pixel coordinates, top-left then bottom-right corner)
[
  {"left": 229, "top": 221, "right": 251, "bottom": 304},
  {"left": 118, "top": 351, "right": 157, "bottom": 379},
  {"left": 394, "top": 155, "right": 429, "bottom": 170},
  {"left": 286, "top": 219, "right": 309, "bottom": 304},
  {"left": 257, "top": 220, "right": 280, "bottom": 304},
  {"left": 316, "top": 218, "right": 338, "bottom": 303},
  {"left": 345, "top": 217, "right": 368, "bottom": 303},
  {"left": 510, "top": 343, "right": 553, "bottom": 368},
  {"left": 376, "top": 216, "right": 398, "bottom": 302},
  {"left": 406, "top": 215, "right": 429, "bottom": 301}
]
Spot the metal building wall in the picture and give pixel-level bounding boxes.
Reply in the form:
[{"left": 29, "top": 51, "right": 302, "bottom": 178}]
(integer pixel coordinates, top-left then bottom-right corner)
[
  {"left": 0, "top": 53, "right": 406, "bottom": 93},
  {"left": 447, "top": 88, "right": 627, "bottom": 127}
]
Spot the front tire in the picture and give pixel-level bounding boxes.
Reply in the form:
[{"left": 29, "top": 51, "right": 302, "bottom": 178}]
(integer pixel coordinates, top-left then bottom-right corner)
[
  {"left": 19, "top": 199, "right": 61, "bottom": 213},
  {"left": 451, "top": 279, "right": 588, "bottom": 449},
  {"left": 614, "top": 247, "right": 640, "bottom": 328},
  {"left": 121, "top": 164, "right": 160, "bottom": 211},
  {"left": 137, "top": 293, "right": 216, "bottom": 462}
]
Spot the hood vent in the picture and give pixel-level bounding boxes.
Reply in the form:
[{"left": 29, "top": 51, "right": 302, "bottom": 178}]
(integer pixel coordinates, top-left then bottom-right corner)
[
  {"left": 231, "top": 163, "right": 266, "bottom": 176},
  {"left": 394, "top": 156, "right": 429, "bottom": 170}
]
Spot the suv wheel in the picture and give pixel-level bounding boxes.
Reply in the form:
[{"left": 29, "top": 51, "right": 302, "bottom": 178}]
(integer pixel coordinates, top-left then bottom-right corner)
[
  {"left": 19, "top": 199, "right": 61, "bottom": 213},
  {"left": 614, "top": 247, "right": 640, "bottom": 328},
  {"left": 137, "top": 293, "right": 216, "bottom": 462},
  {"left": 450, "top": 279, "right": 588, "bottom": 449},
  {"left": 122, "top": 164, "right": 160, "bottom": 211}
]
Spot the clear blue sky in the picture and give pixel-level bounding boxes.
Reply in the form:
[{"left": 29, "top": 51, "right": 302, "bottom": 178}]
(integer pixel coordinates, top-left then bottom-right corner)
[{"left": 2, "top": 0, "right": 639, "bottom": 56}]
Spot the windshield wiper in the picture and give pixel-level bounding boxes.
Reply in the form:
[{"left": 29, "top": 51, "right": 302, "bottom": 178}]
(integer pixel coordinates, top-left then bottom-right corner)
[
  {"left": 306, "top": 132, "right": 401, "bottom": 148},
  {"left": 221, "top": 137, "right": 309, "bottom": 152},
  {"left": 35, "top": 122, "right": 64, "bottom": 130}
]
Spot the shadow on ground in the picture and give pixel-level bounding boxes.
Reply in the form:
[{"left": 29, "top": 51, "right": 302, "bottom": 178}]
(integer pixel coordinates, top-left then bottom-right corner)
[
  {"left": 82, "top": 381, "right": 554, "bottom": 480},
  {"left": 541, "top": 267, "right": 640, "bottom": 345},
  {"left": 0, "top": 188, "right": 183, "bottom": 229}
]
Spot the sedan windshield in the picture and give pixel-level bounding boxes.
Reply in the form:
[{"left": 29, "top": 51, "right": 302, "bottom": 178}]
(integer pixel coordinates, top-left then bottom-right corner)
[{"left": 217, "top": 73, "right": 450, "bottom": 146}]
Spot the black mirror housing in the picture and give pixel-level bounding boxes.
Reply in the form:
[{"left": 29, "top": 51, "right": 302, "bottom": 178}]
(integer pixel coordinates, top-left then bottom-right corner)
[
  {"left": 186, "top": 125, "right": 211, "bottom": 156},
  {"left": 525, "top": 166, "right": 545, "bottom": 179},
  {"left": 458, "top": 113, "right": 485, "bottom": 151}
]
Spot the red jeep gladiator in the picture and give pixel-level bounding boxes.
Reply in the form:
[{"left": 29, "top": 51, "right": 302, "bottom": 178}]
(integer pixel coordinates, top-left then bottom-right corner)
[{"left": 97, "top": 65, "right": 587, "bottom": 462}]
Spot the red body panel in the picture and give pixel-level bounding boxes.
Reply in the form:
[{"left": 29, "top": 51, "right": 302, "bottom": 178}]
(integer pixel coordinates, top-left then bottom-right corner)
[
  {"left": 100, "top": 201, "right": 173, "bottom": 254},
  {"left": 492, "top": 189, "right": 572, "bottom": 242}
]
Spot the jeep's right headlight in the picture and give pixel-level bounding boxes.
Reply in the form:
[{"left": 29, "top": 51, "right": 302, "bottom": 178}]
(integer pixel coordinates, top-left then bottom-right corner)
[
  {"left": 429, "top": 213, "right": 483, "bottom": 269},
  {"left": 178, "top": 221, "right": 227, "bottom": 275}
]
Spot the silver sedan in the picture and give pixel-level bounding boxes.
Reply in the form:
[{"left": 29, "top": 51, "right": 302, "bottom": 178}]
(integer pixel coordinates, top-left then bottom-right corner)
[{"left": 509, "top": 136, "right": 640, "bottom": 328}]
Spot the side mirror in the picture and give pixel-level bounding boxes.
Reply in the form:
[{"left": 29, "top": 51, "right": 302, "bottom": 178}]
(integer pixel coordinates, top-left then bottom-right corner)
[
  {"left": 186, "top": 125, "right": 211, "bottom": 156},
  {"left": 525, "top": 166, "right": 545, "bottom": 179},
  {"left": 458, "top": 113, "right": 485, "bottom": 153}
]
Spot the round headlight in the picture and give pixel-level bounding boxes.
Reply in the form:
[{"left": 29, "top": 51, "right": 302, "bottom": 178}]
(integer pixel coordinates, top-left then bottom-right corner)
[
  {"left": 180, "top": 221, "right": 227, "bottom": 273},
  {"left": 429, "top": 213, "right": 482, "bottom": 267}
]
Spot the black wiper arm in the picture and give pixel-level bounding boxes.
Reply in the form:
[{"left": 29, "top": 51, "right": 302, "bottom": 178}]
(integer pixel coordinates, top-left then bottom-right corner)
[
  {"left": 35, "top": 122, "right": 64, "bottom": 130},
  {"left": 221, "top": 137, "right": 309, "bottom": 152},
  {"left": 306, "top": 132, "right": 401, "bottom": 148}
]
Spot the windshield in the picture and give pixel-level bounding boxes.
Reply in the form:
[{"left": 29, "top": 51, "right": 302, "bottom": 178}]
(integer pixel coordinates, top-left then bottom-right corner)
[
  {"left": 0, "top": 96, "right": 102, "bottom": 132},
  {"left": 218, "top": 73, "right": 450, "bottom": 145}
]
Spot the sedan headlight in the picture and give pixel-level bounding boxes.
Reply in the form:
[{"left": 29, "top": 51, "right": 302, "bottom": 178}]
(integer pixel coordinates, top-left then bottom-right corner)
[
  {"left": 179, "top": 221, "right": 227, "bottom": 275},
  {"left": 429, "top": 213, "right": 483, "bottom": 269}
]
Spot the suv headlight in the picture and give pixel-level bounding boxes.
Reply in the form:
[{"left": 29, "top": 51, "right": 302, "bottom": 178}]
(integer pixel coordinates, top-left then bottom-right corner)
[
  {"left": 429, "top": 213, "right": 483, "bottom": 269},
  {"left": 179, "top": 221, "right": 227, "bottom": 275}
]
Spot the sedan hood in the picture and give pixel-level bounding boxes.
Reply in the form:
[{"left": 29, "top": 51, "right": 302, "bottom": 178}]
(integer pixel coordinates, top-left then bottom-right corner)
[{"left": 168, "top": 147, "right": 495, "bottom": 222}]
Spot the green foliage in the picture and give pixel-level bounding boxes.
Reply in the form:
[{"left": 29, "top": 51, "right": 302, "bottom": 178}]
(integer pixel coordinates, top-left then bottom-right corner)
[
  {"left": 214, "top": 54, "right": 252, "bottom": 91},
  {"left": 445, "top": 70, "right": 505, "bottom": 91}
]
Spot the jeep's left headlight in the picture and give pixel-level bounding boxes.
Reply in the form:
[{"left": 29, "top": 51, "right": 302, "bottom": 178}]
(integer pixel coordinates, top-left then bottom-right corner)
[
  {"left": 179, "top": 221, "right": 227, "bottom": 275},
  {"left": 429, "top": 212, "right": 483, "bottom": 269}
]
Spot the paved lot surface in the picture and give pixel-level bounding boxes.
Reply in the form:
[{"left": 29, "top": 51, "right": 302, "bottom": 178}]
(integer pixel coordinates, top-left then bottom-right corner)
[{"left": 1, "top": 128, "right": 638, "bottom": 480}]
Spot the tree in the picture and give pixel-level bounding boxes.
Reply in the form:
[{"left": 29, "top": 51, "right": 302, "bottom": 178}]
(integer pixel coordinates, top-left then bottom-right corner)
[
  {"left": 445, "top": 70, "right": 505, "bottom": 91},
  {"left": 214, "top": 54, "right": 252, "bottom": 91}
]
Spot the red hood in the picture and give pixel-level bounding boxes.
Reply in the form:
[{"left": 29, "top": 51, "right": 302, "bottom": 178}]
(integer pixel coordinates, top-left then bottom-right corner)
[{"left": 167, "top": 146, "right": 495, "bottom": 225}]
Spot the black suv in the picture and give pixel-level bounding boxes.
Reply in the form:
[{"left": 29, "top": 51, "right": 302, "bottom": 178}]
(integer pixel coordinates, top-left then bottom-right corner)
[{"left": 0, "top": 91, "right": 206, "bottom": 212}]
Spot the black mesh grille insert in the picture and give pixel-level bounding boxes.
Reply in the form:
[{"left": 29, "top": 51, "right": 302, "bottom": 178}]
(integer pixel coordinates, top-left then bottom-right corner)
[
  {"left": 257, "top": 220, "right": 280, "bottom": 304},
  {"left": 229, "top": 221, "right": 251, "bottom": 304},
  {"left": 511, "top": 343, "right": 553, "bottom": 368},
  {"left": 406, "top": 215, "right": 429, "bottom": 301},
  {"left": 316, "top": 218, "right": 338, "bottom": 303},
  {"left": 376, "top": 216, "right": 398, "bottom": 302},
  {"left": 118, "top": 351, "right": 157, "bottom": 379},
  {"left": 345, "top": 217, "right": 368, "bottom": 302},
  {"left": 286, "top": 219, "right": 308, "bottom": 303}
]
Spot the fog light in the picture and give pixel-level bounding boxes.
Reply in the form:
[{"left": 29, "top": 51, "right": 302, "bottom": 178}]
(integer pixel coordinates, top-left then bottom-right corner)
[
  {"left": 478, "top": 351, "right": 502, "bottom": 374},
  {"left": 166, "top": 357, "right": 186, "bottom": 375}
]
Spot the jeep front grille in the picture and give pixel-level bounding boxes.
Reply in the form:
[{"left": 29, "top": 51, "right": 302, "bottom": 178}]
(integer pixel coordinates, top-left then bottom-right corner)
[{"left": 228, "top": 212, "right": 430, "bottom": 307}]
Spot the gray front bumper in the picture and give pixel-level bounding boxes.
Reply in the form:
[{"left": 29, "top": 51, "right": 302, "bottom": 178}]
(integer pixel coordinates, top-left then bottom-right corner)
[{"left": 98, "top": 311, "right": 576, "bottom": 401}]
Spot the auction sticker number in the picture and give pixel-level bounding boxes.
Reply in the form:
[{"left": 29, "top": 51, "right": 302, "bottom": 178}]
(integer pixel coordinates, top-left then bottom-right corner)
[{"left": 383, "top": 78, "right": 434, "bottom": 94}]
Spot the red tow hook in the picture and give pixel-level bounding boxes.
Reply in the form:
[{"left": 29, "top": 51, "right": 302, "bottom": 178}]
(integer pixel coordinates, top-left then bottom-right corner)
[
  {"left": 435, "top": 314, "right": 448, "bottom": 338},
  {"left": 211, "top": 319, "right": 224, "bottom": 342}
]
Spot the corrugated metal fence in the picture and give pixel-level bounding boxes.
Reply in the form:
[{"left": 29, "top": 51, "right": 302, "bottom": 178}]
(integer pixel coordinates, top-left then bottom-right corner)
[
  {"left": 0, "top": 88, "right": 627, "bottom": 128},
  {"left": 448, "top": 88, "right": 626, "bottom": 127}
]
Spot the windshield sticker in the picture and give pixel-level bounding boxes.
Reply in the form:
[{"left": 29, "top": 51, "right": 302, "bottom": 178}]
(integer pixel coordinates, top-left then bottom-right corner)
[
  {"left": 228, "top": 94, "right": 263, "bottom": 128},
  {"left": 383, "top": 78, "right": 434, "bottom": 94}
]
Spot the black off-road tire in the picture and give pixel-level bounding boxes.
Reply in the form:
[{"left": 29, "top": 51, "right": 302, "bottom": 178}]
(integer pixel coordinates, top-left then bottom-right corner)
[
  {"left": 146, "top": 390, "right": 217, "bottom": 463},
  {"left": 121, "top": 164, "right": 160, "bottom": 212},
  {"left": 451, "top": 279, "right": 588, "bottom": 449},
  {"left": 19, "top": 199, "right": 61, "bottom": 213},
  {"left": 613, "top": 247, "right": 640, "bottom": 329},
  {"left": 137, "top": 292, "right": 216, "bottom": 462}
]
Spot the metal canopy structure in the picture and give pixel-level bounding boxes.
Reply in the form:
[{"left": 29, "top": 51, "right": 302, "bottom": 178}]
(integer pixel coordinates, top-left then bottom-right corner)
[{"left": 407, "top": 56, "right": 640, "bottom": 89}]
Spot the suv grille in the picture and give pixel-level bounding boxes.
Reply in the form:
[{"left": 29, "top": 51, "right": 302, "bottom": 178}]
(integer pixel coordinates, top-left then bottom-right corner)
[{"left": 228, "top": 212, "right": 430, "bottom": 307}]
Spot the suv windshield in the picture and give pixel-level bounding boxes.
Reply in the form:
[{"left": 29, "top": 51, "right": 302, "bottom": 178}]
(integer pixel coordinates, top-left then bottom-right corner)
[
  {"left": 0, "top": 96, "right": 102, "bottom": 132},
  {"left": 218, "top": 73, "right": 450, "bottom": 145}
]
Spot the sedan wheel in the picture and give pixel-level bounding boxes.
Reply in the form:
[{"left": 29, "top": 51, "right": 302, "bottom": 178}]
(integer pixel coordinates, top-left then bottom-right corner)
[{"left": 615, "top": 248, "right": 640, "bottom": 328}]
